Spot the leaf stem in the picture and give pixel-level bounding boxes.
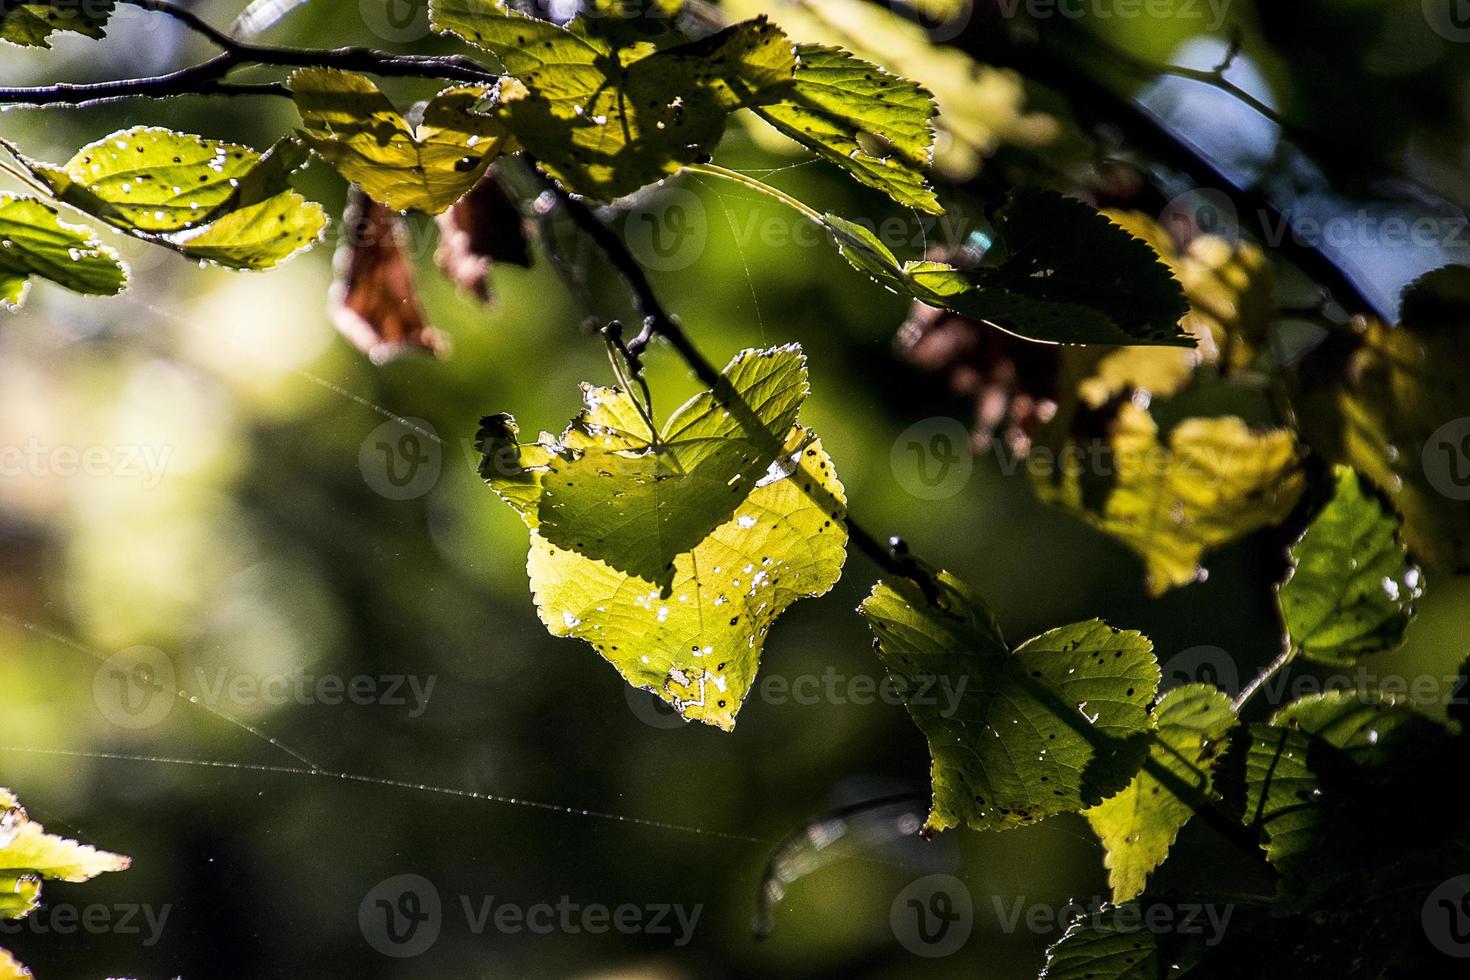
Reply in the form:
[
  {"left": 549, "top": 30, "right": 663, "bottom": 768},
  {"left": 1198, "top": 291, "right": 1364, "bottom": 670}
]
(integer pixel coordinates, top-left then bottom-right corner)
[
  {"left": 685, "top": 163, "right": 826, "bottom": 226},
  {"left": 0, "top": 157, "right": 54, "bottom": 198},
  {"left": 1232, "top": 640, "right": 1298, "bottom": 714}
]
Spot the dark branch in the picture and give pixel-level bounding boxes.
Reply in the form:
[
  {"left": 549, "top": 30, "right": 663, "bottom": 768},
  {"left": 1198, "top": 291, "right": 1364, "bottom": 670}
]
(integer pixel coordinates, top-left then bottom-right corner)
[{"left": 0, "top": 0, "right": 498, "bottom": 107}]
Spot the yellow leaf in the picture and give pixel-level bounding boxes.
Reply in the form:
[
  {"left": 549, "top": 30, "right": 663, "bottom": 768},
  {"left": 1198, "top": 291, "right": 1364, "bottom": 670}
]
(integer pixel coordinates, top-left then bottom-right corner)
[{"left": 1034, "top": 403, "right": 1305, "bottom": 595}]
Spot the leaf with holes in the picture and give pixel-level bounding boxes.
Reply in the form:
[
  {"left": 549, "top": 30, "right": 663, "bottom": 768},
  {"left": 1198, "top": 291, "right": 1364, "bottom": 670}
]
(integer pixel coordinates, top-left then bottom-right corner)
[
  {"left": 752, "top": 43, "right": 940, "bottom": 214},
  {"left": 826, "top": 187, "right": 1191, "bottom": 346},
  {"left": 1032, "top": 403, "right": 1305, "bottom": 595},
  {"left": 0, "top": 193, "right": 127, "bottom": 309},
  {"left": 476, "top": 345, "right": 848, "bottom": 730},
  {"left": 1084, "top": 684, "right": 1236, "bottom": 902},
  {"left": 4, "top": 132, "right": 323, "bottom": 271},
  {"left": 1, "top": 787, "right": 130, "bottom": 919},
  {"left": 861, "top": 572, "right": 1158, "bottom": 835},
  {"left": 0, "top": 0, "right": 112, "bottom": 47},
  {"left": 432, "top": 1, "right": 795, "bottom": 198},
  {"left": 1278, "top": 466, "right": 1421, "bottom": 665},
  {"left": 291, "top": 68, "right": 511, "bottom": 214},
  {"left": 3, "top": 128, "right": 307, "bottom": 233},
  {"left": 165, "top": 190, "right": 325, "bottom": 271}
]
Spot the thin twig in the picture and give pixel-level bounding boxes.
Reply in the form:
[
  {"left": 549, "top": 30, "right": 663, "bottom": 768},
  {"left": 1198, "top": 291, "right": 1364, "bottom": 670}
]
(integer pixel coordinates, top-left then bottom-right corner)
[{"left": 1233, "top": 641, "right": 1298, "bottom": 714}]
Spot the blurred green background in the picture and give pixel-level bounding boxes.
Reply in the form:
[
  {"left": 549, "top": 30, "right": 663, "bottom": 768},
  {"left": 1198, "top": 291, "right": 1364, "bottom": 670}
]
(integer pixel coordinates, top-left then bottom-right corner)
[{"left": 3, "top": 1, "right": 1470, "bottom": 976}]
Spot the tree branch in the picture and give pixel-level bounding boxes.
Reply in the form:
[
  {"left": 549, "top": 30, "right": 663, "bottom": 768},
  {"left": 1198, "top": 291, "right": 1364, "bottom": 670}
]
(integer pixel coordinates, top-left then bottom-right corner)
[{"left": 0, "top": 0, "right": 499, "bottom": 108}]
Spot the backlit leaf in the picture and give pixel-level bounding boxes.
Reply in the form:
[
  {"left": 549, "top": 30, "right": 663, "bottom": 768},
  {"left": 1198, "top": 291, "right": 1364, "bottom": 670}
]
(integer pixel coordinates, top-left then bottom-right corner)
[
  {"left": 167, "top": 190, "right": 325, "bottom": 270},
  {"left": 0, "top": 0, "right": 112, "bottom": 47},
  {"left": 861, "top": 572, "right": 1158, "bottom": 835},
  {"left": 0, "top": 946, "right": 31, "bottom": 979},
  {"left": 1032, "top": 403, "right": 1305, "bottom": 595},
  {"left": 1293, "top": 269, "right": 1470, "bottom": 573},
  {"left": 485, "top": 345, "right": 810, "bottom": 587},
  {"left": 1278, "top": 466, "right": 1421, "bottom": 665},
  {"left": 4, "top": 128, "right": 307, "bottom": 233},
  {"left": 0, "top": 193, "right": 127, "bottom": 309},
  {"left": 476, "top": 345, "right": 848, "bottom": 730},
  {"left": 1084, "top": 684, "right": 1236, "bottom": 902},
  {"left": 291, "top": 68, "right": 510, "bottom": 214},
  {"left": 0, "top": 787, "right": 129, "bottom": 925},
  {"left": 4, "top": 132, "right": 323, "bottom": 271},
  {"left": 722, "top": 0, "right": 1058, "bottom": 178},
  {"left": 1076, "top": 211, "right": 1272, "bottom": 409},
  {"left": 432, "top": 1, "right": 796, "bottom": 198},
  {"left": 752, "top": 43, "right": 940, "bottom": 214},
  {"left": 826, "top": 187, "right": 1191, "bottom": 347}
]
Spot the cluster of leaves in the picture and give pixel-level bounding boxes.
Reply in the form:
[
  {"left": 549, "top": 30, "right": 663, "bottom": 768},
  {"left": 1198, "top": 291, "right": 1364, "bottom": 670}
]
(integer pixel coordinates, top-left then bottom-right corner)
[
  {"left": 1, "top": 788, "right": 130, "bottom": 978},
  {"left": 1, "top": 0, "right": 1187, "bottom": 351}
]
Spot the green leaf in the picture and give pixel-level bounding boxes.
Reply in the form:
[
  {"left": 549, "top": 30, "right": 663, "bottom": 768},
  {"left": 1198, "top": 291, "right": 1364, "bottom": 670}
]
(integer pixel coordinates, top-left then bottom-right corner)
[
  {"left": 826, "top": 187, "right": 1192, "bottom": 346},
  {"left": 1084, "top": 685, "right": 1236, "bottom": 902},
  {"left": 489, "top": 345, "right": 811, "bottom": 586},
  {"left": 860, "top": 572, "right": 1158, "bottom": 835},
  {"left": 1278, "top": 466, "right": 1421, "bottom": 665},
  {"left": 752, "top": 44, "right": 941, "bottom": 214},
  {"left": 4, "top": 132, "right": 324, "bottom": 271},
  {"left": 1240, "top": 692, "right": 1464, "bottom": 909},
  {"left": 432, "top": 1, "right": 796, "bottom": 198},
  {"left": 1032, "top": 403, "right": 1306, "bottom": 595},
  {"left": 0, "top": 193, "right": 127, "bottom": 309},
  {"left": 1041, "top": 902, "right": 1210, "bottom": 980},
  {"left": 169, "top": 190, "right": 327, "bottom": 271},
  {"left": 1042, "top": 898, "right": 1408, "bottom": 980},
  {"left": 3, "top": 128, "right": 306, "bottom": 233},
  {"left": 477, "top": 345, "right": 848, "bottom": 730},
  {"left": 291, "top": 68, "right": 510, "bottom": 214},
  {"left": 0, "top": 0, "right": 112, "bottom": 47}
]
